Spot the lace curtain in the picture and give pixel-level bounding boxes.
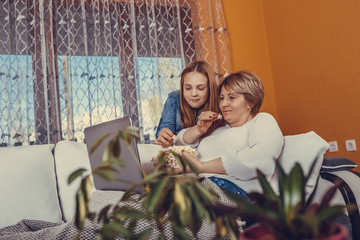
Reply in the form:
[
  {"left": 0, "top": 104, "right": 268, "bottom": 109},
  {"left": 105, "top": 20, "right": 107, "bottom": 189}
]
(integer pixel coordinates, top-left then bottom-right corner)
[{"left": 0, "top": 0, "right": 231, "bottom": 147}]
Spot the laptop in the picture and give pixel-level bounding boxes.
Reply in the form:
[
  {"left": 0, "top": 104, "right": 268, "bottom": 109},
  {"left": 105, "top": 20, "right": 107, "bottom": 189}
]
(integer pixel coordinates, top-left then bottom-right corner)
[{"left": 84, "top": 116, "right": 144, "bottom": 193}]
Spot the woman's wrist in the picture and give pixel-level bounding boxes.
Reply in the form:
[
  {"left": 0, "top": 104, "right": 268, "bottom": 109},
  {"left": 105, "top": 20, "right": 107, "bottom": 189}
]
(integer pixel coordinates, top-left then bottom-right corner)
[{"left": 183, "top": 125, "right": 203, "bottom": 144}]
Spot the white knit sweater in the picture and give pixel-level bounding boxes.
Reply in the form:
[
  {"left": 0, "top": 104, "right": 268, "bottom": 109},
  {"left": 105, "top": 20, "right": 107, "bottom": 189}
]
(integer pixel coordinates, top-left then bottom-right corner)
[{"left": 174, "top": 112, "right": 284, "bottom": 193}]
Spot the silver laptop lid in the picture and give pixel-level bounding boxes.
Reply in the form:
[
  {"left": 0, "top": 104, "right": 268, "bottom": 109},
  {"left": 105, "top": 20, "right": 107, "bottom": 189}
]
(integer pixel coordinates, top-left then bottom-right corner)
[{"left": 84, "top": 116, "right": 143, "bottom": 192}]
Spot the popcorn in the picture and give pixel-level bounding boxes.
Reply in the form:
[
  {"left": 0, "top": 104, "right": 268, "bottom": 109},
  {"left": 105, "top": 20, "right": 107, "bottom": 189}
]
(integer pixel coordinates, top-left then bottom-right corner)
[
  {"left": 217, "top": 113, "right": 223, "bottom": 120},
  {"left": 151, "top": 146, "right": 197, "bottom": 171}
]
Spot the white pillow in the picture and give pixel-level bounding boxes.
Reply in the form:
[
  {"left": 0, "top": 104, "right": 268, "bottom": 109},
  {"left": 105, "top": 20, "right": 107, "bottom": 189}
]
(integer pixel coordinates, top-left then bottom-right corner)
[
  {"left": 271, "top": 131, "right": 329, "bottom": 200},
  {"left": 54, "top": 140, "right": 94, "bottom": 222},
  {"left": 0, "top": 144, "right": 63, "bottom": 228}
]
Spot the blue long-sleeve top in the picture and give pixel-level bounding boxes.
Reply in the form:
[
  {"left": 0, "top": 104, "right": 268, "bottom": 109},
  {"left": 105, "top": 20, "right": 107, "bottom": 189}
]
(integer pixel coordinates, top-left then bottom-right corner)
[{"left": 155, "top": 90, "right": 182, "bottom": 138}]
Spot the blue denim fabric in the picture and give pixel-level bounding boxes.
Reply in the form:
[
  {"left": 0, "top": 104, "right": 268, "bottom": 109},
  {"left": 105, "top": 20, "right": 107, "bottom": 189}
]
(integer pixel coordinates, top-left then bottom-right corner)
[
  {"left": 209, "top": 176, "right": 255, "bottom": 228},
  {"left": 156, "top": 90, "right": 182, "bottom": 138},
  {"left": 208, "top": 177, "right": 251, "bottom": 203}
]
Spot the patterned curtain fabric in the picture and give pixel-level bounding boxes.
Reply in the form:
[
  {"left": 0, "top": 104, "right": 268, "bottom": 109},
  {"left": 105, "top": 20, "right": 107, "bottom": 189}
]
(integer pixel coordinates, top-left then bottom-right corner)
[{"left": 0, "top": 0, "right": 231, "bottom": 146}]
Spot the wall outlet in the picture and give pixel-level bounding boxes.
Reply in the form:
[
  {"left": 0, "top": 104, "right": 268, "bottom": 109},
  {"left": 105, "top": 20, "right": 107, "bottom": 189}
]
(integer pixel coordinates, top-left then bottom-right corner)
[
  {"left": 345, "top": 139, "right": 356, "bottom": 151},
  {"left": 328, "top": 141, "right": 338, "bottom": 152}
]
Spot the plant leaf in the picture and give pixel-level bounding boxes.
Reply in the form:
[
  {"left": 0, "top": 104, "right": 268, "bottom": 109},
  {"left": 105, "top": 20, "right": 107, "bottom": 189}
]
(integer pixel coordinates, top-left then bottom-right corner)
[
  {"left": 90, "top": 132, "right": 113, "bottom": 154},
  {"left": 318, "top": 184, "right": 339, "bottom": 212},
  {"left": 141, "top": 170, "right": 165, "bottom": 184},
  {"left": 93, "top": 165, "right": 119, "bottom": 182},
  {"left": 80, "top": 175, "right": 92, "bottom": 202},
  {"left": 97, "top": 204, "right": 112, "bottom": 223},
  {"left": 317, "top": 205, "right": 345, "bottom": 222},
  {"left": 256, "top": 169, "right": 277, "bottom": 200},
  {"left": 99, "top": 222, "right": 130, "bottom": 239},
  {"left": 116, "top": 209, "right": 148, "bottom": 220},
  {"left": 68, "top": 168, "right": 87, "bottom": 184},
  {"left": 283, "top": 163, "right": 305, "bottom": 223},
  {"left": 145, "top": 175, "right": 169, "bottom": 212},
  {"left": 75, "top": 189, "right": 87, "bottom": 231},
  {"left": 172, "top": 225, "right": 192, "bottom": 240}
]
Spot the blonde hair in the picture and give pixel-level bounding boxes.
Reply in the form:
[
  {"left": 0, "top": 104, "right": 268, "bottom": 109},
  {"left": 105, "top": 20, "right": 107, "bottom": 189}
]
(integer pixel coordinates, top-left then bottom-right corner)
[
  {"left": 220, "top": 71, "right": 264, "bottom": 115},
  {"left": 180, "top": 61, "right": 224, "bottom": 138}
]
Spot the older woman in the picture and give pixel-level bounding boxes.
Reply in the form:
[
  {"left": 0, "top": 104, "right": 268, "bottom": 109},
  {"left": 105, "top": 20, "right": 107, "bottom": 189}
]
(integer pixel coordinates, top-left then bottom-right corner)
[{"left": 174, "top": 71, "right": 283, "bottom": 194}]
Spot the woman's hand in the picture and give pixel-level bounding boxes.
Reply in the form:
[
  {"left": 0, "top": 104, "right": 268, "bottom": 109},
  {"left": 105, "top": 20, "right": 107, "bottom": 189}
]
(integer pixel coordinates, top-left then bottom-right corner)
[
  {"left": 181, "top": 151, "right": 226, "bottom": 175},
  {"left": 196, "top": 111, "right": 220, "bottom": 134},
  {"left": 154, "top": 128, "right": 174, "bottom": 147},
  {"left": 181, "top": 151, "right": 203, "bottom": 173}
]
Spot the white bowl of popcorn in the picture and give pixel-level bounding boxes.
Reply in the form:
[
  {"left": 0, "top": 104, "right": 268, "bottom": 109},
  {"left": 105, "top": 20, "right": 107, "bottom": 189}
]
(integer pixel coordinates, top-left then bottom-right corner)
[{"left": 151, "top": 146, "right": 197, "bottom": 171}]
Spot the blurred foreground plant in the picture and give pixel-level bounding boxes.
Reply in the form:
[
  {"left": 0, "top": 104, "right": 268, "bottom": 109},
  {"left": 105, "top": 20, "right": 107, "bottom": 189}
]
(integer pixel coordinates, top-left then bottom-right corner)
[
  {"left": 207, "top": 160, "right": 354, "bottom": 240},
  {"left": 68, "top": 127, "right": 239, "bottom": 240}
]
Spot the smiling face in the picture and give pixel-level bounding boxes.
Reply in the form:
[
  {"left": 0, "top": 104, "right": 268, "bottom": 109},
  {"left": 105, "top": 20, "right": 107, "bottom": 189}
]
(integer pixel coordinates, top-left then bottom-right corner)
[
  {"left": 182, "top": 72, "right": 209, "bottom": 109},
  {"left": 219, "top": 86, "right": 253, "bottom": 127}
]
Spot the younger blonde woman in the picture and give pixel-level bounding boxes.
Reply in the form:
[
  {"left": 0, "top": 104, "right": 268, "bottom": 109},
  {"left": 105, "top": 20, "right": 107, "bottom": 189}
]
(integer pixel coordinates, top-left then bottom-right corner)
[{"left": 155, "top": 61, "right": 224, "bottom": 147}]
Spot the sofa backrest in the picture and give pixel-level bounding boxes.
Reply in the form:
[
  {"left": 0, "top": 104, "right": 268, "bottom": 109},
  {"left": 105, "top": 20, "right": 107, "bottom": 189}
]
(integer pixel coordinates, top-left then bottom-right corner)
[
  {"left": 53, "top": 140, "right": 94, "bottom": 222},
  {"left": 0, "top": 144, "right": 63, "bottom": 228}
]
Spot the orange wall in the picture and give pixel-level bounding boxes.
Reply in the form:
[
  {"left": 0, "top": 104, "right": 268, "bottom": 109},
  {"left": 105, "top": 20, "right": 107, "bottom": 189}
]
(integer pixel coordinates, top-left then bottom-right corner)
[
  {"left": 222, "top": 0, "right": 360, "bottom": 170},
  {"left": 222, "top": 0, "right": 277, "bottom": 117}
]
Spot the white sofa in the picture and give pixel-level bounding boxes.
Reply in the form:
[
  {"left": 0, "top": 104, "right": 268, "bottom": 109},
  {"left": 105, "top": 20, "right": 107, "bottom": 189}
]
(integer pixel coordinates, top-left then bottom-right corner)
[
  {"left": 0, "top": 141, "right": 93, "bottom": 228},
  {"left": 0, "top": 132, "right": 359, "bottom": 239}
]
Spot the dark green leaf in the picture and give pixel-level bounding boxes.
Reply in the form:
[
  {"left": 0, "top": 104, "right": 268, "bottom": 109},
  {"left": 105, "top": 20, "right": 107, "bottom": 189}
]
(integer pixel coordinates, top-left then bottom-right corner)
[
  {"left": 141, "top": 170, "right": 165, "bottom": 184},
  {"left": 74, "top": 189, "right": 87, "bottom": 231},
  {"left": 119, "top": 131, "right": 131, "bottom": 146},
  {"left": 185, "top": 185, "right": 206, "bottom": 220},
  {"left": 145, "top": 176, "right": 169, "bottom": 212},
  {"left": 93, "top": 167, "right": 117, "bottom": 182},
  {"left": 90, "top": 132, "right": 113, "bottom": 154},
  {"left": 116, "top": 209, "right": 148, "bottom": 220},
  {"left": 318, "top": 184, "right": 339, "bottom": 212},
  {"left": 97, "top": 204, "right": 112, "bottom": 223},
  {"left": 172, "top": 224, "right": 192, "bottom": 240},
  {"left": 80, "top": 175, "right": 92, "bottom": 202},
  {"left": 256, "top": 169, "right": 277, "bottom": 200},
  {"left": 68, "top": 168, "right": 87, "bottom": 184},
  {"left": 192, "top": 181, "right": 213, "bottom": 203},
  {"left": 107, "top": 156, "right": 126, "bottom": 168},
  {"left": 99, "top": 222, "right": 130, "bottom": 239},
  {"left": 317, "top": 205, "right": 345, "bottom": 222},
  {"left": 283, "top": 163, "right": 305, "bottom": 222}
]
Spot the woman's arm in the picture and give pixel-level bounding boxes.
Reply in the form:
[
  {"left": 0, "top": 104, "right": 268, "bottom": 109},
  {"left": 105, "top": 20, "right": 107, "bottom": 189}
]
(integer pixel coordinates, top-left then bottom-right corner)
[
  {"left": 181, "top": 111, "right": 219, "bottom": 144},
  {"left": 155, "top": 92, "right": 179, "bottom": 147},
  {"left": 181, "top": 151, "right": 226, "bottom": 174},
  {"left": 222, "top": 113, "right": 284, "bottom": 180}
]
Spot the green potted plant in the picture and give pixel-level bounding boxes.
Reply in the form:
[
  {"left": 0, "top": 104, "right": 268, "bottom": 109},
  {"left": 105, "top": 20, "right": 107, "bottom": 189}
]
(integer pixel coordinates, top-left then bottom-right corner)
[
  {"left": 68, "top": 127, "right": 240, "bottom": 240},
  {"left": 208, "top": 160, "right": 351, "bottom": 240}
]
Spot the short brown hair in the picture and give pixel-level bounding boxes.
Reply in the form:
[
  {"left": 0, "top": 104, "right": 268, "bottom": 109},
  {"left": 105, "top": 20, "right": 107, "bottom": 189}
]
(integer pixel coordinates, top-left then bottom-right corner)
[{"left": 219, "top": 71, "right": 264, "bottom": 115}]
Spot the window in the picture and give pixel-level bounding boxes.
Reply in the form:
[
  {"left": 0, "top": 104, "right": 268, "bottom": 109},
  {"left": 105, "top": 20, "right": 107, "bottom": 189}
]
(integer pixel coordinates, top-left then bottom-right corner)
[{"left": 0, "top": 0, "right": 194, "bottom": 146}]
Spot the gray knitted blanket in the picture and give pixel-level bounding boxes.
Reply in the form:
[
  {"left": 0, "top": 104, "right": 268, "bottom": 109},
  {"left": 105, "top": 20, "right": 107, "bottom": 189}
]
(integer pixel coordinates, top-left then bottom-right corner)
[{"left": 0, "top": 178, "right": 238, "bottom": 240}]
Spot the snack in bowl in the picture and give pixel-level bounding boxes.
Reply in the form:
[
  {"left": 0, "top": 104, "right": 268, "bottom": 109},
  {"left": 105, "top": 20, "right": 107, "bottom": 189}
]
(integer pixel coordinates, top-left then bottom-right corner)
[{"left": 151, "top": 146, "right": 197, "bottom": 171}]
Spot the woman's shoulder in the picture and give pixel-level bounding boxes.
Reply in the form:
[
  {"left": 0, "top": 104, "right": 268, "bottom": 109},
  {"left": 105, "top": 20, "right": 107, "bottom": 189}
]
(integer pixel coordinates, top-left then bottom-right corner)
[
  {"left": 255, "top": 112, "right": 275, "bottom": 120},
  {"left": 251, "top": 112, "right": 278, "bottom": 126},
  {"left": 168, "top": 90, "right": 180, "bottom": 98}
]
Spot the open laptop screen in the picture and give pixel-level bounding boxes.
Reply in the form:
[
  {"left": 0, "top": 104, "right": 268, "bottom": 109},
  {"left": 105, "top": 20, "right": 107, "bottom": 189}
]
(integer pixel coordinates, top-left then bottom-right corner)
[{"left": 84, "top": 116, "right": 143, "bottom": 193}]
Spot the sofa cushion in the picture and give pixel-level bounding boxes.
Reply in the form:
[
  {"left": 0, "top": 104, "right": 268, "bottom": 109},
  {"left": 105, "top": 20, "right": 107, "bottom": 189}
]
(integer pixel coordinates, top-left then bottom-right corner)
[
  {"left": 272, "top": 131, "right": 329, "bottom": 200},
  {"left": 321, "top": 157, "right": 357, "bottom": 172},
  {"left": 54, "top": 140, "right": 94, "bottom": 222},
  {"left": 0, "top": 144, "right": 63, "bottom": 228}
]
